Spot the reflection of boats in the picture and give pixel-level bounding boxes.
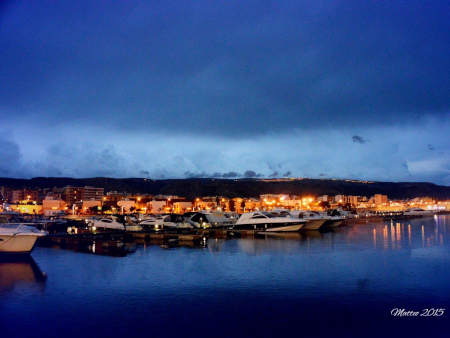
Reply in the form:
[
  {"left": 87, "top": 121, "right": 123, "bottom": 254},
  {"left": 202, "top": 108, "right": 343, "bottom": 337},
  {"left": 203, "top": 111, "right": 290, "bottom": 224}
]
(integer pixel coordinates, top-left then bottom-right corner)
[
  {"left": 260, "top": 231, "right": 324, "bottom": 240},
  {"left": 234, "top": 211, "right": 306, "bottom": 232},
  {"left": 0, "top": 215, "right": 48, "bottom": 254},
  {"left": 403, "top": 208, "right": 435, "bottom": 217},
  {"left": 89, "top": 241, "right": 138, "bottom": 256},
  {"left": 0, "top": 255, "right": 47, "bottom": 292}
]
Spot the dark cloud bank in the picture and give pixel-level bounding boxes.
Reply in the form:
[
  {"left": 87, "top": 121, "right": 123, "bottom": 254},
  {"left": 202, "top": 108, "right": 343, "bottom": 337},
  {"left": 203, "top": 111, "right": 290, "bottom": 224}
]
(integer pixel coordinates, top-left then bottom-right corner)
[
  {"left": 1, "top": 1, "right": 450, "bottom": 137},
  {"left": 1, "top": 1, "right": 450, "bottom": 185}
]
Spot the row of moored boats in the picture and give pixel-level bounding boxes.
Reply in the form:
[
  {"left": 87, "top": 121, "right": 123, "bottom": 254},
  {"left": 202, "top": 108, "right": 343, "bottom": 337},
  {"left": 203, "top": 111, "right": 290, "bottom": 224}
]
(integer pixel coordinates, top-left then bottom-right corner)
[
  {"left": 89, "top": 209, "right": 348, "bottom": 232},
  {"left": 0, "top": 207, "right": 437, "bottom": 254}
]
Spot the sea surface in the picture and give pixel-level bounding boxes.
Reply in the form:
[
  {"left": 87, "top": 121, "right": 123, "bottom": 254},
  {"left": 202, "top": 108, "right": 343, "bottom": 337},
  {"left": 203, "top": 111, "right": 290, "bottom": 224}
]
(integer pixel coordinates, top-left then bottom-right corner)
[{"left": 2, "top": 215, "right": 450, "bottom": 337}]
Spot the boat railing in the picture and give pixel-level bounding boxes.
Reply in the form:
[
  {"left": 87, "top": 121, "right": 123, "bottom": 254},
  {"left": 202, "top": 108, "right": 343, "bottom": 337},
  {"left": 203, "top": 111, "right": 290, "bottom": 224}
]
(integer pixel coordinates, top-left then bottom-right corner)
[{"left": 0, "top": 222, "right": 46, "bottom": 233}]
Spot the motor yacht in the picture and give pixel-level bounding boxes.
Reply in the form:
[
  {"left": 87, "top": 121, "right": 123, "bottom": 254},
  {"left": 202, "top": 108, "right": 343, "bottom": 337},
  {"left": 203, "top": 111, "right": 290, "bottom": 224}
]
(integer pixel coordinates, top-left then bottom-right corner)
[
  {"left": 403, "top": 207, "right": 436, "bottom": 217},
  {"left": 187, "top": 212, "right": 234, "bottom": 229},
  {"left": 139, "top": 214, "right": 187, "bottom": 230},
  {"left": 233, "top": 211, "right": 306, "bottom": 232},
  {"left": 287, "top": 210, "right": 327, "bottom": 230},
  {"left": 313, "top": 210, "right": 345, "bottom": 228},
  {"left": 0, "top": 215, "right": 48, "bottom": 254},
  {"left": 90, "top": 215, "right": 142, "bottom": 232}
]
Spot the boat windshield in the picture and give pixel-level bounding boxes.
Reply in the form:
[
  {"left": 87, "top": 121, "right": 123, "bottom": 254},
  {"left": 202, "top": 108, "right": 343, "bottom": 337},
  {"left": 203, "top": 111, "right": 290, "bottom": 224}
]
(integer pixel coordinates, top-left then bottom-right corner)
[{"left": 261, "top": 212, "right": 276, "bottom": 218}]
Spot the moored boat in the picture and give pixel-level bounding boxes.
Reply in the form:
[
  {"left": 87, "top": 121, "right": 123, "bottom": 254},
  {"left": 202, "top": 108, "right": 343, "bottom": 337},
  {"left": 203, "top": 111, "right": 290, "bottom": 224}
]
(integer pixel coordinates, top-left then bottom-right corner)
[
  {"left": 233, "top": 211, "right": 306, "bottom": 232},
  {"left": 0, "top": 215, "right": 48, "bottom": 254},
  {"left": 90, "top": 215, "right": 142, "bottom": 232},
  {"left": 403, "top": 207, "right": 435, "bottom": 217},
  {"left": 186, "top": 212, "right": 234, "bottom": 229},
  {"left": 139, "top": 214, "right": 187, "bottom": 230},
  {"left": 285, "top": 210, "right": 327, "bottom": 230}
]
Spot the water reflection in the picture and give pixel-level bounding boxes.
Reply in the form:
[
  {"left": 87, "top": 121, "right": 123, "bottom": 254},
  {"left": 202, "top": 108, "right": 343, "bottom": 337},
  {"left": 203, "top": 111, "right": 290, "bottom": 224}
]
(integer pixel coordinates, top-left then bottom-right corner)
[
  {"left": 375, "top": 217, "right": 446, "bottom": 251},
  {"left": 202, "top": 215, "right": 450, "bottom": 256},
  {"left": 2, "top": 216, "right": 450, "bottom": 337},
  {"left": 0, "top": 255, "right": 47, "bottom": 293},
  {"left": 34, "top": 215, "right": 450, "bottom": 258},
  {"left": 89, "top": 241, "right": 138, "bottom": 256},
  {"left": 40, "top": 238, "right": 138, "bottom": 257}
]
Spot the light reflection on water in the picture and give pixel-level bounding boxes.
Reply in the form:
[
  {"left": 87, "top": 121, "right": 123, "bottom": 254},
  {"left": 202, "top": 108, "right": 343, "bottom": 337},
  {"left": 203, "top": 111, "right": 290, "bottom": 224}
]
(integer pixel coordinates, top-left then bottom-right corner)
[{"left": 1, "top": 215, "right": 450, "bottom": 337}]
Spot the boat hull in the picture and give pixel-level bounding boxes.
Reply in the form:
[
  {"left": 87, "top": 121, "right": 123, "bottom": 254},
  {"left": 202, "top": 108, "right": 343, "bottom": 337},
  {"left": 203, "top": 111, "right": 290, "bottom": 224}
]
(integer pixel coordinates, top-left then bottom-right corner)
[
  {"left": 234, "top": 222, "right": 305, "bottom": 232},
  {"left": 0, "top": 234, "right": 40, "bottom": 254},
  {"left": 323, "top": 220, "right": 343, "bottom": 228},
  {"left": 301, "top": 219, "right": 326, "bottom": 230}
]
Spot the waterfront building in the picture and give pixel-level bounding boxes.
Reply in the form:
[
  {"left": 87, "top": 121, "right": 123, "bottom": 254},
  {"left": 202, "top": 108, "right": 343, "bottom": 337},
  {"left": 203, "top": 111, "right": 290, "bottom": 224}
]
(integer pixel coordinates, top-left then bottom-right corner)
[
  {"left": 320, "top": 195, "right": 334, "bottom": 203},
  {"left": 82, "top": 200, "right": 101, "bottom": 213},
  {"left": 0, "top": 186, "right": 13, "bottom": 203},
  {"left": 5, "top": 203, "right": 42, "bottom": 214},
  {"left": 335, "top": 195, "right": 349, "bottom": 204},
  {"left": 104, "top": 191, "right": 130, "bottom": 202},
  {"left": 244, "top": 198, "right": 259, "bottom": 212},
  {"left": 374, "top": 194, "right": 388, "bottom": 206},
  {"left": 12, "top": 189, "right": 39, "bottom": 203},
  {"left": 412, "top": 197, "right": 435, "bottom": 203},
  {"left": 148, "top": 200, "right": 168, "bottom": 214},
  {"left": 63, "top": 186, "right": 104, "bottom": 205},
  {"left": 279, "top": 198, "right": 302, "bottom": 209},
  {"left": 117, "top": 199, "right": 135, "bottom": 213},
  {"left": 172, "top": 201, "right": 193, "bottom": 214},
  {"left": 42, "top": 196, "right": 66, "bottom": 216},
  {"left": 232, "top": 198, "right": 246, "bottom": 212},
  {"left": 260, "top": 194, "right": 288, "bottom": 202},
  {"left": 348, "top": 195, "right": 360, "bottom": 207}
]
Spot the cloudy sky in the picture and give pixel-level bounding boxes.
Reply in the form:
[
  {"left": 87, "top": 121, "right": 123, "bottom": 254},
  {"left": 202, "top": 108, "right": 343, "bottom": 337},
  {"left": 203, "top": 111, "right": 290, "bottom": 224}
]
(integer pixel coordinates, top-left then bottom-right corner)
[{"left": 1, "top": 1, "right": 450, "bottom": 184}]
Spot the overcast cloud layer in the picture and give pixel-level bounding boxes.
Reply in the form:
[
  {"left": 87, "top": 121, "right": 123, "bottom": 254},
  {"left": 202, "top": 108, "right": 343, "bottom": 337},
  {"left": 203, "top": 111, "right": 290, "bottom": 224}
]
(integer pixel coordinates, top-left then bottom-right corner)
[{"left": 1, "top": 1, "right": 450, "bottom": 185}]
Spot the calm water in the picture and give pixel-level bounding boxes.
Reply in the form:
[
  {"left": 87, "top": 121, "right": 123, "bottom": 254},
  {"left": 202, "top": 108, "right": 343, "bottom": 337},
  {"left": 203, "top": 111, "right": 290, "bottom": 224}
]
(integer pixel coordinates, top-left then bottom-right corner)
[{"left": 2, "top": 216, "right": 450, "bottom": 337}]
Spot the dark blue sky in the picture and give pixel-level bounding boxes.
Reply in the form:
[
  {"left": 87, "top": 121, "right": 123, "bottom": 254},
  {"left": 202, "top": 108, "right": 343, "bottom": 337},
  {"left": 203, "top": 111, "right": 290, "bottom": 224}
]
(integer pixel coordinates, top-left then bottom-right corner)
[{"left": 1, "top": 1, "right": 449, "bottom": 184}]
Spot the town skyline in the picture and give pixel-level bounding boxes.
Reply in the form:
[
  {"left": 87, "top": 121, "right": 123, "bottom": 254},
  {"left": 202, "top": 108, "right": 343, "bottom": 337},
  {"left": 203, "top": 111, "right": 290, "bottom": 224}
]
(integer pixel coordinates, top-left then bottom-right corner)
[
  {"left": 3, "top": 175, "right": 450, "bottom": 215},
  {"left": 2, "top": 182, "right": 446, "bottom": 217}
]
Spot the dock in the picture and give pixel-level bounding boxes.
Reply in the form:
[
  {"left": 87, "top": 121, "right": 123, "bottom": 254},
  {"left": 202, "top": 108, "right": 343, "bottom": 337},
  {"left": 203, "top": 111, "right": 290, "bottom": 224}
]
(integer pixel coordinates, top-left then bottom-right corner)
[{"left": 38, "top": 215, "right": 430, "bottom": 255}]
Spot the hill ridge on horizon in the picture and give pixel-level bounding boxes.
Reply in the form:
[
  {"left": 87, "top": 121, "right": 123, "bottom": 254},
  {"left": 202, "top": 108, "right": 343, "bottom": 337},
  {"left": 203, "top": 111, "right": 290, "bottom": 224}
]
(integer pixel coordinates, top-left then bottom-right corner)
[
  {"left": 2, "top": 175, "right": 447, "bottom": 185},
  {"left": 1, "top": 176, "right": 449, "bottom": 200}
]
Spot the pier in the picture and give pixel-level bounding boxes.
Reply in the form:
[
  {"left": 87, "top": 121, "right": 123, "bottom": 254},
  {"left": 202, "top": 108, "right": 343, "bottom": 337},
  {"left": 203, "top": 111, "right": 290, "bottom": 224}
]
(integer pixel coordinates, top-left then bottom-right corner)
[
  {"left": 38, "top": 215, "right": 435, "bottom": 255},
  {"left": 39, "top": 227, "right": 284, "bottom": 255}
]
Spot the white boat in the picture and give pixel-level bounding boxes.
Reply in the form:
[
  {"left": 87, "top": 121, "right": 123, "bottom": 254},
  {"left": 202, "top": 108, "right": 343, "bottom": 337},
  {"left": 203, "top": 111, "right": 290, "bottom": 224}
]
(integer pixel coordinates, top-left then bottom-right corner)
[
  {"left": 90, "top": 215, "right": 142, "bottom": 231},
  {"left": 233, "top": 211, "right": 306, "bottom": 232},
  {"left": 287, "top": 210, "right": 327, "bottom": 230},
  {"left": 323, "top": 215, "right": 345, "bottom": 227},
  {"left": 187, "top": 212, "right": 234, "bottom": 229},
  {"left": 403, "top": 207, "right": 436, "bottom": 217},
  {"left": 338, "top": 210, "right": 359, "bottom": 219},
  {"left": 308, "top": 210, "right": 345, "bottom": 228},
  {"left": 0, "top": 215, "right": 48, "bottom": 254},
  {"left": 139, "top": 214, "right": 187, "bottom": 230}
]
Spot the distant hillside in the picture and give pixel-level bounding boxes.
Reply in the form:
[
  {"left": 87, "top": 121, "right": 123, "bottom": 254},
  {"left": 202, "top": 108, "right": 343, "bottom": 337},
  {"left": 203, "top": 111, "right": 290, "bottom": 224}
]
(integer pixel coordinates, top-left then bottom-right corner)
[{"left": 1, "top": 177, "right": 450, "bottom": 200}]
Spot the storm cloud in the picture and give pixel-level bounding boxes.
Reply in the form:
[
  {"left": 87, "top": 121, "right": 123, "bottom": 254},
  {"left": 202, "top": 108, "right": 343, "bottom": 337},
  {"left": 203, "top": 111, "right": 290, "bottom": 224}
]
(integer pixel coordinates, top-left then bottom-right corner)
[
  {"left": 2, "top": 1, "right": 450, "bottom": 136},
  {"left": 1, "top": 1, "right": 450, "bottom": 185}
]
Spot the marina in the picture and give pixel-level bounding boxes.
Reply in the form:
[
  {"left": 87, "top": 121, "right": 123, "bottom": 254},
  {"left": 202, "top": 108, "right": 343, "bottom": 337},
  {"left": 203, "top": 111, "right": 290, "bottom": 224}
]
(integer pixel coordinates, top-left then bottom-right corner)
[
  {"left": 2, "top": 1, "right": 450, "bottom": 337},
  {"left": 2, "top": 215, "right": 450, "bottom": 337}
]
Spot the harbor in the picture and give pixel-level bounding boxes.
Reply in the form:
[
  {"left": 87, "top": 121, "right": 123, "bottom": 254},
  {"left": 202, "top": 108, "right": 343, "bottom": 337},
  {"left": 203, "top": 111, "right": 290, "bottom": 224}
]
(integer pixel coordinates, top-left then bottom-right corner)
[
  {"left": 36, "top": 213, "right": 444, "bottom": 255},
  {"left": 3, "top": 1, "right": 450, "bottom": 336},
  {"left": 2, "top": 215, "right": 450, "bottom": 337}
]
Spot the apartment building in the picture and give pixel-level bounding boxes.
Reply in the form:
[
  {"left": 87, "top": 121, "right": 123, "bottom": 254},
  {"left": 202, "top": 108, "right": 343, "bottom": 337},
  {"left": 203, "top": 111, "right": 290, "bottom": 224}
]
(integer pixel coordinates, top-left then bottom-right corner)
[
  {"left": 62, "top": 186, "right": 104, "bottom": 205},
  {"left": 12, "top": 189, "right": 39, "bottom": 203}
]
